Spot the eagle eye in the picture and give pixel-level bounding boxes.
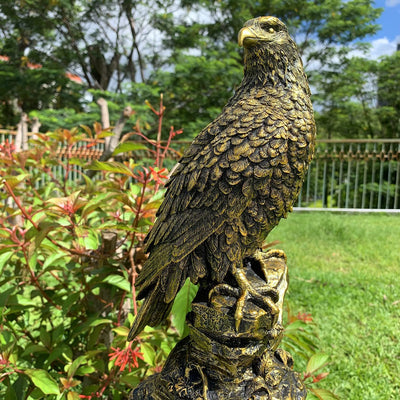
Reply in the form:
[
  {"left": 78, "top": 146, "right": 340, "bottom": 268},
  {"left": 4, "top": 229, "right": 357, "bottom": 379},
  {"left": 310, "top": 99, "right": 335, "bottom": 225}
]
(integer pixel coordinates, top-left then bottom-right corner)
[{"left": 260, "top": 22, "right": 280, "bottom": 33}]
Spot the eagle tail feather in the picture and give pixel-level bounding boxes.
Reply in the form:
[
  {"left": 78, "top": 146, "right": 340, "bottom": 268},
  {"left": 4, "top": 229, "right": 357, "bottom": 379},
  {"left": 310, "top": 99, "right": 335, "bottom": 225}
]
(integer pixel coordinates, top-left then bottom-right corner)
[{"left": 127, "top": 279, "right": 173, "bottom": 341}]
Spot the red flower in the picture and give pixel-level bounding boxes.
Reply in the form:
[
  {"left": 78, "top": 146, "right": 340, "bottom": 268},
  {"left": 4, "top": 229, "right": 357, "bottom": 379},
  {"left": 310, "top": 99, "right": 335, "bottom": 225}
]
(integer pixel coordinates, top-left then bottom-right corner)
[
  {"left": 27, "top": 62, "right": 43, "bottom": 69},
  {"left": 0, "top": 353, "right": 11, "bottom": 367},
  {"left": 0, "top": 139, "right": 15, "bottom": 158},
  {"left": 312, "top": 372, "right": 329, "bottom": 382},
  {"left": 66, "top": 72, "right": 83, "bottom": 84},
  {"left": 149, "top": 167, "right": 168, "bottom": 185},
  {"left": 109, "top": 341, "right": 143, "bottom": 372},
  {"left": 296, "top": 312, "right": 313, "bottom": 322}
]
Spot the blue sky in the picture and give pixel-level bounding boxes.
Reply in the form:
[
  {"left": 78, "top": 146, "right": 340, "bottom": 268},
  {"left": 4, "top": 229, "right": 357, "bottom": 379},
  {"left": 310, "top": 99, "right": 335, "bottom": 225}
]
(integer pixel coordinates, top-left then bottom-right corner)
[{"left": 365, "top": 0, "right": 400, "bottom": 58}]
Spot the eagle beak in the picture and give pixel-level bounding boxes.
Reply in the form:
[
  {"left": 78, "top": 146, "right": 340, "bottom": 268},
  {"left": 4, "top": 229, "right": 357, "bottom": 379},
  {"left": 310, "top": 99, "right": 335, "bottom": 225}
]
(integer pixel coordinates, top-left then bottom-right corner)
[{"left": 238, "top": 27, "right": 258, "bottom": 47}]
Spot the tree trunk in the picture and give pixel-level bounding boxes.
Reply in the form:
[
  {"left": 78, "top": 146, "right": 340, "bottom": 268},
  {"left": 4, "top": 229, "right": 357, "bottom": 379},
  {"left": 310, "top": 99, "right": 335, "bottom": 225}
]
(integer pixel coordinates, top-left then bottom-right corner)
[
  {"left": 97, "top": 97, "right": 111, "bottom": 150},
  {"left": 15, "top": 113, "right": 29, "bottom": 151},
  {"left": 105, "top": 105, "right": 132, "bottom": 156},
  {"left": 87, "top": 105, "right": 133, "bottom": 178}
]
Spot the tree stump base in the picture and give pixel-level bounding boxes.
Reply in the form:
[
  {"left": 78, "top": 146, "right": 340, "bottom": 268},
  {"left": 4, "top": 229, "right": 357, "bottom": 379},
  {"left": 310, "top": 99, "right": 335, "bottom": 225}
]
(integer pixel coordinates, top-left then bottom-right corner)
[{"left": 130, "top": 251, "right": 306, "bottom": 400}]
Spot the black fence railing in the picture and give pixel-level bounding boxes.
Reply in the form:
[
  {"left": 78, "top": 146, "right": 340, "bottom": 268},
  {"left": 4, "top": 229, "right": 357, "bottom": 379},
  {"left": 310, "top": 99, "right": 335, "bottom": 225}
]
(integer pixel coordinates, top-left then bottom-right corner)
[
  {"left": 297, "top": 139, "right": 400, "bottom": 211},
  {"left": 2, "top": 130, "right": 400, "bottom": 211}
]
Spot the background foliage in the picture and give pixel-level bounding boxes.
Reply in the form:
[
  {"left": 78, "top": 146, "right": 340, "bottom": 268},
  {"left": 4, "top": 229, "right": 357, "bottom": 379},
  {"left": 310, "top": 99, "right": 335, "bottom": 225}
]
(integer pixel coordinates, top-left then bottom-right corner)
[
  {"left": 0, "top": 112, "right": 186, "bottom": 399},
  {"left": 1, "top": 0, "right": 399, "bottom": 138}
]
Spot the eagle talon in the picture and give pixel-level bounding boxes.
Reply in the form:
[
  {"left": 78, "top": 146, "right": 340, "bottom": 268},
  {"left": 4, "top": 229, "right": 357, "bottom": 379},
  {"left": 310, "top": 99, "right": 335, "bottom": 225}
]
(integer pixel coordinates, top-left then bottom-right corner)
[
  {"left": 232, "top": 266, "right": 280, "bottom": 332},
  {"left": 208, "top": 283, "right": 240, "bottom": 301}
]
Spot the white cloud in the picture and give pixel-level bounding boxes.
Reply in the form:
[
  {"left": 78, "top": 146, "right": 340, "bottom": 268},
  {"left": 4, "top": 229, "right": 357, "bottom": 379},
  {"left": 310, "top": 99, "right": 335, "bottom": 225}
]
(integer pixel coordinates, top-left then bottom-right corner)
[
  {"left": 367, "top": 36, "right": 400, "bottom": 58},
  {"left": 386, "top": 0, "right": 400, "bottom": 6}
]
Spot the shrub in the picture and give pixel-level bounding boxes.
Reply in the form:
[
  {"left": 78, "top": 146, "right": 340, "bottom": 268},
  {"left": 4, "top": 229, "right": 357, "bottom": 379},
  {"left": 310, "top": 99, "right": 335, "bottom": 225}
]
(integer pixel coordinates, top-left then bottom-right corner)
[{"left": 0, "top": 102, "right": 185, "bottom": 399}]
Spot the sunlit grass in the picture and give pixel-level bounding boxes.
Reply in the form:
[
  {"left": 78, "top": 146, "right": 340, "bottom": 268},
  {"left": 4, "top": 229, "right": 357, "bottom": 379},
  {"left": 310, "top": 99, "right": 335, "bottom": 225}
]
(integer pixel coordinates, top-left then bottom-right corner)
[{"left": 269, "top": 212, "right": 400, "bottom": 400}]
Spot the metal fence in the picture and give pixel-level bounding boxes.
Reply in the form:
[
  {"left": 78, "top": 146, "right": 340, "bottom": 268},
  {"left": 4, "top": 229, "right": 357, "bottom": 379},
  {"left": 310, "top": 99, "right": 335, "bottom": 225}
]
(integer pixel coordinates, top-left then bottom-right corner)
[
  {"left": 2, "top": 130, "right": 400, "bottom": 211},
  {"left": 296, "top": 139, "right": 400, "bottom": 212}
]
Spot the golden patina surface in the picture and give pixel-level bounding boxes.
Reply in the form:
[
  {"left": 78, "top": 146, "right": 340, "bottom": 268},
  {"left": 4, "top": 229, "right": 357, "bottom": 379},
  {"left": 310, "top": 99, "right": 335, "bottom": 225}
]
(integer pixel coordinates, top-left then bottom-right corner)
[
  {"left": 128, "top": 15, "right": 315, "bottom": 341},
  {"left": 128, "top": 15, "right": 315, "bottom": 399},
  {"left": 130, "top": 251, "right": 306, "bottom": 399}
]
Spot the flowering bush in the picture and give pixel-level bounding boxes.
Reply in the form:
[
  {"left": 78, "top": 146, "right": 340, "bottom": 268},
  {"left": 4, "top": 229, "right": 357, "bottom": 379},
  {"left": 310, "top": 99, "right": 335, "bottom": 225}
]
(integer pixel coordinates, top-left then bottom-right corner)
[{"left": 0, "top": 101, "right": 185, "bottom": 399}]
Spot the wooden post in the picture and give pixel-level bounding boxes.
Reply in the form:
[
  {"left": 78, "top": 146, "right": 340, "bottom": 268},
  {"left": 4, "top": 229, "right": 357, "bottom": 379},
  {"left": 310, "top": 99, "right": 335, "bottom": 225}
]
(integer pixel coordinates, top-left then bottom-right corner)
[{"left": 31, "top": 116, "right": 41, "bottom": 140}]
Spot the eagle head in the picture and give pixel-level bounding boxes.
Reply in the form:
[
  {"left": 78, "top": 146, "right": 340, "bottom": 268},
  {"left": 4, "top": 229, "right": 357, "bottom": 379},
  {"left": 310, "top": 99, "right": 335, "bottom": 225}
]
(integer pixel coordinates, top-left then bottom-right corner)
[{"left": 238, "top": 16, "right": 303, "bottom": 87}]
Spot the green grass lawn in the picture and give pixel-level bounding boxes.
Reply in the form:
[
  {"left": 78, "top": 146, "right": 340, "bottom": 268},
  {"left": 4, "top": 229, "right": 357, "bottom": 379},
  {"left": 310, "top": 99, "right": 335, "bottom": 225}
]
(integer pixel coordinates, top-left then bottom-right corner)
[{"left": 268, "top": 212, "right": 400, "bottom": 400}]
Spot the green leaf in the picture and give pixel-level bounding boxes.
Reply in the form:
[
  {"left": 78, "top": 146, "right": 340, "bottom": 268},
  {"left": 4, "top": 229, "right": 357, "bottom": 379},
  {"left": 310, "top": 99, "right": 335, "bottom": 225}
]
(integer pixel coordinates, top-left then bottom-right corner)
[
  {"left": 5, "top": 385, "right": 17, "bottom": 400},
  {"left": 103, "top": 274, "right": 131, "bottom": 292},
  {"left": 75, "top": 365, "right": 96, "bottom": 375},
  {"left": 171, "top": 278, "right": 198, "bottom": 336},
  {"left": 88, "top": 318, "right": 113, "bottom": 327},
  {"left": 80, "top": 192, "right": 112, "bottom": 219},
  {"left": 3, "top": 173, "right": 31, "bottom": 189},
  {"left": 24, "top": 369, "right": 60, "bottom": 395},
  {"left": 27, "top": 221, "right": 61, "bottom": 249},
  {"left": 47, "top": 344, "right": 73, "bottom": 365},
  {"left": 140, "top": 342, "right": 156, "bottom": 367},
  {"left": 62, "top": 292, "right": 81, "bottom": 313},
  {"left": 0, "top": 287, "right": 14, "bottom": 307},
  {"left": 112, "top": 142, "right": 150, "bottom": 155},
  {"left": 21, "top": 344, "right": 49, "bottom": 357},
  {"left": 12, "top": 375, "right": 29, "bottom": 399},
  {"left": 160, "top": 340, "right": 173, "bottom": 357},
  {"left": 39, "top": 328, "right": 51, "bottom": 348},
  {"left": 119, "top": 373, "right": 140, "bottom": 387},
  {"left": 81, "top": 172, "right": 95, "bottom": 192},
  {"left": 86, "top": 160, "right": 135, "bottom": 177},
  {"left": 306, "top": 353, "right": 330, "bottom": 374},
  {"left": 52, "top": 324, "right": 64, "bottom": 343},
  {"left": 67, "top": 392, "right": 82, "bottom": 400},
  {"left": 75, "top": 227, "right": 99, "bottom": 250},
  {"left": 66, "top": 355, "right": 88, "bottom": 378},
  {"left": 28, "top": 387, "right": 47, "bottom": 399},
  {"left": 284, "top": 319, "right": 309, "bottom": 332},
  {"left": 112, "top": 326, "right": 130, "bottom": 337},
  {"left": 310, "top": 388, "right": 340, "bottom": 400},
  {"left": 68, "top": 157, "right": 87, "bottom": 167},
  {"left": 0, "top": 251, "right": 13, "bottom": 271},
  {"left": 28, "top": 252, "right": 37, "bottom": 270},
  {"left": 42, "top": 253, "right": 68, "bottom": 271},
  {"left": 129, "top": 184, "right": 142, "bottom": 196}
]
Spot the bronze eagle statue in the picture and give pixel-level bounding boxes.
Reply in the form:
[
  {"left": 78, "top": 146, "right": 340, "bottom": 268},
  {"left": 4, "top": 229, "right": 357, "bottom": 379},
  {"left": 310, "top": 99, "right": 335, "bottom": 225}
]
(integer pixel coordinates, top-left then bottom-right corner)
[{"left": 128, "top": 16, "right": 316, "bottom": 340}]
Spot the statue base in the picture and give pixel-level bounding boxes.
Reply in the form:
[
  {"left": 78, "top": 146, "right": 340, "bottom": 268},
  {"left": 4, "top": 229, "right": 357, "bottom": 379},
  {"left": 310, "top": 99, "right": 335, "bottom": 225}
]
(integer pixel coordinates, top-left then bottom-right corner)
[{"left": 130, "top": 251, "right": 306, "bottom": 400}]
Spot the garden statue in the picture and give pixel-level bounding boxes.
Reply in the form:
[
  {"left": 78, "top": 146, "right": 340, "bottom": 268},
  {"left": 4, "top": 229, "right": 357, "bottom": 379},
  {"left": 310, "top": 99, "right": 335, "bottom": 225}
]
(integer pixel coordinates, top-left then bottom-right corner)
[{"left": 128, "top": 15, "right": 316, "bottom": 399}]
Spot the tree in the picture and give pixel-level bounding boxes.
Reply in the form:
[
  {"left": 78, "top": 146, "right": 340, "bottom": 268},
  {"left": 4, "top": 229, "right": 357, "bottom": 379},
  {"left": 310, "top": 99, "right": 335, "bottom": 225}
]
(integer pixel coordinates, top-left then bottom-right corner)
[
  {"left": 154, "top": 0, "right": 382, "bottom": 66},
  {"left": 0, "top": 0, "right": 385, "bottom": 139},
  {"left": 0, "top": 0, "right": 160, "bottom": 89},
  {"left": 376, "top": 50, "right": 400, "bottom": 137},
  {"left": 136, "top": 0, "right": 383, "bottom": 137},
  {"left": 312, "top": 49, "right": 400, "bottom": 139},
  {"left": 312, "top": 57, "right": 380, "bottom": 138},
  {"left": 0, "top": 0, "right": 167, "bottom": 126}
]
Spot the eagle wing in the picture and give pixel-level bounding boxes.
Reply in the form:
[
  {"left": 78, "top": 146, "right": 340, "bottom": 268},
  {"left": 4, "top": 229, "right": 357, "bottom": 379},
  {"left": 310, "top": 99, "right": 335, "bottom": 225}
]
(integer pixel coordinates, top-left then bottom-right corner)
[{"left": 135, "top": 93, "right": 274, "bottom": 299}]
